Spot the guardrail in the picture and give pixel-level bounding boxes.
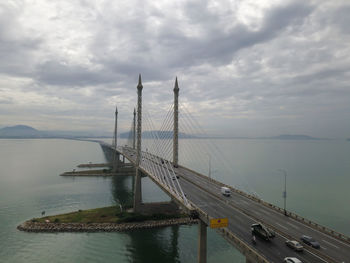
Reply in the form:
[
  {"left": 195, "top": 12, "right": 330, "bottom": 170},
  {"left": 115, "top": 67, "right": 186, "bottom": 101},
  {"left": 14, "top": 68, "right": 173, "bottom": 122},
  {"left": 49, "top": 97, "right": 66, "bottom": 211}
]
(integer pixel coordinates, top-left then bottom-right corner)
[
  {"left": 189, "top": 201, "right": 271, "bottom": 263},
  {"left": 102, "top": 143, "right": 350, "bottom": 245},
  {"left": 180, "top": 164, "right": 350, "bottom": 245}
]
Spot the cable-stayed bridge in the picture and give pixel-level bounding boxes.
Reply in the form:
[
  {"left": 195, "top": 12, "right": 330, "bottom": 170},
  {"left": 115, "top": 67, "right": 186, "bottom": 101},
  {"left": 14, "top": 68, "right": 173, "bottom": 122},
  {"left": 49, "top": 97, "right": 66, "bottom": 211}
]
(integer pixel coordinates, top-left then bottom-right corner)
[{"left": 100, "top": 75, "right": 349, "bottom": 263}]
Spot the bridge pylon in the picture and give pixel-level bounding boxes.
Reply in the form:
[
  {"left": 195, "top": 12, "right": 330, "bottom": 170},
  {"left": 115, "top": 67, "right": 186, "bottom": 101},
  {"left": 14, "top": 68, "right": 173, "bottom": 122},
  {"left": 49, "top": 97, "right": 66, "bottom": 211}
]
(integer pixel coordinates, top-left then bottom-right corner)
[
  {"left": 133, "top": 108, "right": 136, "bottom": 150},
  {"left": 173, "top": 77, "right": 179, "bottom": 167},
  {"left": 133, "top": 74, "right": 143, "bottom": 212},
  {"left": 112, "top": 105, "right": 119, "bottom": 171}
]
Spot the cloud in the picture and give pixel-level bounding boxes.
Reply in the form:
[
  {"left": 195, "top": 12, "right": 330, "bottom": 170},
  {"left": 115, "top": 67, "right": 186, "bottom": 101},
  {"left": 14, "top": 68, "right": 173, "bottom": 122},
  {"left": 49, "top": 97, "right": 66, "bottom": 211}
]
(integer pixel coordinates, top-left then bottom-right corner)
[
  {"left": 0, "top": 2, "right": 42, "bottom": 76},
  {"left": 0, "top": 0, "right": 349, "bottom": 138}
]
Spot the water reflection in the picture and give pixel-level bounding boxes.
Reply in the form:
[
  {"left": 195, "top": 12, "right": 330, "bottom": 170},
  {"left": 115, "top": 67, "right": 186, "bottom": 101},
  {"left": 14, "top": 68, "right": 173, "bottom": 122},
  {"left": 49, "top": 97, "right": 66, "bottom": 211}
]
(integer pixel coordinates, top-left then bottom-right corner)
[
  {"left": 126, "top": 227, "right": 180, "bottom": 263},
  {"left": 110, "top": 174, "right": 133, "bottom": 207},
  {"left": 109, "top": 170, "right": 181, "bottom": 263}
]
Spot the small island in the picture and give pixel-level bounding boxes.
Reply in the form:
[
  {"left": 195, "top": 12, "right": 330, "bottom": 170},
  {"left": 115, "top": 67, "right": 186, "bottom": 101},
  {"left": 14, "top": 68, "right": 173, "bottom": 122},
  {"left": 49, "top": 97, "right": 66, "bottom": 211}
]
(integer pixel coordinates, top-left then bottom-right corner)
[{"left": 17, "top": 205, "right": 197, "bottom": 232}]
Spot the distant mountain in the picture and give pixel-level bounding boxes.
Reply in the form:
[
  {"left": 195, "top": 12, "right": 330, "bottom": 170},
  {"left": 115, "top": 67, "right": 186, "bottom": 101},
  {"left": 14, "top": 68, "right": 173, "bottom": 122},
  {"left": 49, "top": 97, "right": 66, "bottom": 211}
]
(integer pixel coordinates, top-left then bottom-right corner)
[
  {"left": 119, "top": 130, "right": 196, "bottom": 139},
  {"left": 0, "top": 125, "right": 110, "bottom": 139},
  {"left": 0, "top": 125, "right": 43, "bottom": 138},
  {"left": 267, "top": 134, "right": 321, "bottom": 140}
]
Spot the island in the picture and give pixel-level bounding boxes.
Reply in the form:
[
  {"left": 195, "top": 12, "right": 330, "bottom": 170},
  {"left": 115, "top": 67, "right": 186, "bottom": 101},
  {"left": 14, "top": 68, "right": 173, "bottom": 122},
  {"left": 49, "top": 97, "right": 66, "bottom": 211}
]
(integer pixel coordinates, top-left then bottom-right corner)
[{"left": 17, "top": 205, "right": 197, "bottom": 232}]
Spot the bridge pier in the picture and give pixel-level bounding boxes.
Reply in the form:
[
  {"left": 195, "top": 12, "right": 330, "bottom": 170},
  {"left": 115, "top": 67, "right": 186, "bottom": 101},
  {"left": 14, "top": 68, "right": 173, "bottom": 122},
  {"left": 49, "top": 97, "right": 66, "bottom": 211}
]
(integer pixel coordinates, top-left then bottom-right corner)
[
  {"left": 198, "top": 219, "right": 207, "bottom": 263},
  {"left": 134, "top": 74, "right": 143, "bottom": 213},
  {"left": 133, "top": 168, "right": 142, "bottom": 211},
  {"left": 112, "top": 153, "right": 120, "bottom": 172}
]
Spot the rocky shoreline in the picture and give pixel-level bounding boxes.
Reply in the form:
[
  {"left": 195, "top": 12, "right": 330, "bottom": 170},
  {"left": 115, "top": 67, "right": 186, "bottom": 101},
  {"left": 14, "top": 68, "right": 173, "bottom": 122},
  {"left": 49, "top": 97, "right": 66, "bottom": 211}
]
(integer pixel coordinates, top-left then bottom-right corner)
[{"left": 17, "top": 218, "right": 198, "bottom": 233}]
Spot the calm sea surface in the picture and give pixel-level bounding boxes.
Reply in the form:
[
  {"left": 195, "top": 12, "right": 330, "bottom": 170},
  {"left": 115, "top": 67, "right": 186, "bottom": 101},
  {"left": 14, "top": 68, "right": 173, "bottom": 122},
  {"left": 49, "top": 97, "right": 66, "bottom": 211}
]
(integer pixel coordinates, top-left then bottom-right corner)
[{"left": 0, "top": 138, "right": 349, "bottom": 262}]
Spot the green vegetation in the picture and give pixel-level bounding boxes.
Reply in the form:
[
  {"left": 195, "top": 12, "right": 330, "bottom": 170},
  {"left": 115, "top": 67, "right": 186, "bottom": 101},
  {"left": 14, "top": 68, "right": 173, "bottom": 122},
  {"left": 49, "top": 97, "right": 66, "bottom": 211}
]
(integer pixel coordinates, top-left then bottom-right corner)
[
  {"left": 34, "top": 206, "right": 186, "bottom": 224},
  {"left": 116, "top": 212, "right": 185, "bottom": 223}
]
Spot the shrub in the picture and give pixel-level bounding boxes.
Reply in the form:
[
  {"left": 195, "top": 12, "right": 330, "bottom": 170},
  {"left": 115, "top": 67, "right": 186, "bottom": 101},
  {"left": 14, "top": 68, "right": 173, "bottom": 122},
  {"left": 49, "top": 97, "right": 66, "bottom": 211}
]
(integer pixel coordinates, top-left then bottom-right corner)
[{"left": 54, "top": 218, "right": 60, "bottom": 223}]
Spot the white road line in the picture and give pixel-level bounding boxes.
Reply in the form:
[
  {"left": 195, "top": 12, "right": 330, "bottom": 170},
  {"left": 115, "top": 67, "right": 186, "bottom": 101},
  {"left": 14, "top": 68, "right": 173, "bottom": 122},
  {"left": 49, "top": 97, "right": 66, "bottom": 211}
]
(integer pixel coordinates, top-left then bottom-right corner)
[
  {"left": 322, "top": 233, "right": 350, "bottom": 247},
  {"left": 276, "top": 222, "right": 288, "bottom": 230},
  {"left": 291, "top": 217, "right": 350, "bottom": 248},
  {"left": 239, "top": 199, "right": 249, "bottom": 205},
  {"left": 259, "top": 209, "right": 272, "bottom": 216},
  {"left": 322, "top": 239, "right": 340, "bottom": 249},
  {"left": 274, "top": 231, "right": 328, "bottom": 263},
  {"left": 286, "top": 221, "right": 300, "bottom": 230}
]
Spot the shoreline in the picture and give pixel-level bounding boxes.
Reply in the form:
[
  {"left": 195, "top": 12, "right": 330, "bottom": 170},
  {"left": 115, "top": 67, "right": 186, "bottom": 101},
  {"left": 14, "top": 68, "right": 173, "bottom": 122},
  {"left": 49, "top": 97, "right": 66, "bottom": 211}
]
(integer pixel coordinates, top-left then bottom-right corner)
[{"left": 17, "top": 218, "right": 198, "bottom": 232}]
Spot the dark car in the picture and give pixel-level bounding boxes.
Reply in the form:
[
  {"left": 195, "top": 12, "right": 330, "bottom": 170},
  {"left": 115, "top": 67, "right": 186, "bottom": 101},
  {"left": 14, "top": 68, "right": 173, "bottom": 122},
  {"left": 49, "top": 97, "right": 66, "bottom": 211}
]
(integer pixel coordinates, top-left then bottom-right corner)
[
  {"left": 300, "top": 235, "right": 320, "bottom": 249},
  {"left": 251, "top": 223, "right": 275, "bottom": 241},
  {"left": 285, "top": 240, "right": 303, "bottom": 252}
]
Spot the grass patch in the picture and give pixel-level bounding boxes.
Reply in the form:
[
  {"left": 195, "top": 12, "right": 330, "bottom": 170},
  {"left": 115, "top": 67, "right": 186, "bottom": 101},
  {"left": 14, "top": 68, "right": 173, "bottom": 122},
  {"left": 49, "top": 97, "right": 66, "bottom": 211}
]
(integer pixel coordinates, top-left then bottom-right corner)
[{"left": 34, "top": 206, "right": 187, "bottom": 224}]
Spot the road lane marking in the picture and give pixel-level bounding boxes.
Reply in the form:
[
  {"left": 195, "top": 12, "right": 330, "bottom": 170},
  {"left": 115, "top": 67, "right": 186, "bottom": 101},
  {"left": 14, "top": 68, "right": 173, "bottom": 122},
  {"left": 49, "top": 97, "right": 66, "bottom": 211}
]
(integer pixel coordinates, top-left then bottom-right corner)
[
  {"left": 239, "top": 199, "right": 249, "bottom": 205},
  {"left": 259, "top": 209, "right": 272, "bottom": 216},
  {"left": 276, "top": 222, "right": 288, "bottom": 230},
  {"left": 274, "top": 231, "right": 329, "bottom": 263},
  {"left": 322, "top": 239, "right": 339, "bottom": 249},
  {"left": 292, "top": 218, "right": 350, "bottom": 248},
  {"left": 180, "top": 170, "right": 347, "bottom": 262},
  {"left": 286, "top": 221, "right": 300, "bottom": 229}
]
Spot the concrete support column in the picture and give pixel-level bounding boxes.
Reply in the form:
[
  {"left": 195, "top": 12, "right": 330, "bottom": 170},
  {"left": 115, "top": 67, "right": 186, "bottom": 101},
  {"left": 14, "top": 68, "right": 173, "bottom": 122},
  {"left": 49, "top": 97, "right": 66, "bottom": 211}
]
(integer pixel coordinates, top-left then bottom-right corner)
[
  {"left": 134, "top": 168, "right": 142, "bottom": 211},
  {"left": 198, "top": 219, "right": 207, "bottom": 263},
  {"left": 133, "top": 74, "right": 143, "bottom": 212},
  {"left": 173, "top": 77, "right": 179, "bottom": 167}
]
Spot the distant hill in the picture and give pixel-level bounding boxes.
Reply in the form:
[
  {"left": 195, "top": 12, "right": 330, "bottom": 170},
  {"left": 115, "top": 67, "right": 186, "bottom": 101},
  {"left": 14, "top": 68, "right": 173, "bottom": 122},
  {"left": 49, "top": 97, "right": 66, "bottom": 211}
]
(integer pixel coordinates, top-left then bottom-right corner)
[
  {"left": 0, "top": 125, "right": 43, "bottom": 138},
  {"left": 120, "top": 131, "right": 196, "bottom": 139},
  {"left": 267, "top": 134, "right": 321, "bottom": 140},
  {"left": 0, "top": 125, "right": 110, "bottom": 139}
]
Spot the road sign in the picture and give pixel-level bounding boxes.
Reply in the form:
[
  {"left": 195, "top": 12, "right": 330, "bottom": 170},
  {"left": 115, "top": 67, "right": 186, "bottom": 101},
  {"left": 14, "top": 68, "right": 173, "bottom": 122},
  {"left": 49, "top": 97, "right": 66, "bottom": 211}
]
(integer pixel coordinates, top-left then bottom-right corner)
[{"left": 210, "top": 218, "right": 228, "bottom": 228}]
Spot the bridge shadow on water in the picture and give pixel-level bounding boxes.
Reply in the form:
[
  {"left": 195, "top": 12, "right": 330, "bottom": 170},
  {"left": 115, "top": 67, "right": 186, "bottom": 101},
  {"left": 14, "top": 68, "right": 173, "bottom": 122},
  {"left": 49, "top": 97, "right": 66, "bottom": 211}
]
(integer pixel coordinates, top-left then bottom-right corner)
[{"left": 110, "top": 172, "right": 181, "bottom": 263}]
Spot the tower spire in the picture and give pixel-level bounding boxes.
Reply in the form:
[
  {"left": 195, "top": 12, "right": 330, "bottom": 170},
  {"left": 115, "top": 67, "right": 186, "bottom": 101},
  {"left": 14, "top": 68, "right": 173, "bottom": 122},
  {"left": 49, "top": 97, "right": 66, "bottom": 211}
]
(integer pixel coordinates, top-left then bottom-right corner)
[
  {"left": 138, "top": 74, "right": 142, "bottom": 88},
  {"left": 174, "top": 76, "right": 179, "bottom": 92}
]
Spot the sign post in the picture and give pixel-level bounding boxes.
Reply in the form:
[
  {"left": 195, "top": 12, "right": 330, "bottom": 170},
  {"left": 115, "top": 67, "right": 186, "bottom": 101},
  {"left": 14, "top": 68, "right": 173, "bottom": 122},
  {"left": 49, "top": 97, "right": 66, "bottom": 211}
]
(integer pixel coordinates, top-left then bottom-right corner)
[{"left": 210, "top": 218, "right": 228, "bottom": 228}]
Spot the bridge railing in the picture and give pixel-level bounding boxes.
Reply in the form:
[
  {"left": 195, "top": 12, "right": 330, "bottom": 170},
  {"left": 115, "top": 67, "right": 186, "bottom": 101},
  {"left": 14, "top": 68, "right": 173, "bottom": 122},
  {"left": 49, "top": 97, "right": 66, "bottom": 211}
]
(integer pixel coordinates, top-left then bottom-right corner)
[
  {"left": 179, "top": 164, "right": 350, "bottom": 245},
  {"left": 188, "top": 200, "right": 271, "bottom": 263},
  {"left": 106, "top": 142, "right": 350, "bottom": 245}
]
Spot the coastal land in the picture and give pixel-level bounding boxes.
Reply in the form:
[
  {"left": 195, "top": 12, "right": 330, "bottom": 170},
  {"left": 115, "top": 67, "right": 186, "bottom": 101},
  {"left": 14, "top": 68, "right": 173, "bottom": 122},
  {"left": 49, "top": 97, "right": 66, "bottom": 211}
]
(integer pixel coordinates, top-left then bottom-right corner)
[{"left": 17, "top": 206, "right": 197, "bottom": 233}]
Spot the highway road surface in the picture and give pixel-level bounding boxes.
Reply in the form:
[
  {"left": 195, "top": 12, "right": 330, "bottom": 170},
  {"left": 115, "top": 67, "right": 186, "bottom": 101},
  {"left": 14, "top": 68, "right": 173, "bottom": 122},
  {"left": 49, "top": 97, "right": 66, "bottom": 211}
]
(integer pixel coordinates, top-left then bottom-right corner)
[{"left": 119, "top": 146, "right": 350, "bottom": 263}]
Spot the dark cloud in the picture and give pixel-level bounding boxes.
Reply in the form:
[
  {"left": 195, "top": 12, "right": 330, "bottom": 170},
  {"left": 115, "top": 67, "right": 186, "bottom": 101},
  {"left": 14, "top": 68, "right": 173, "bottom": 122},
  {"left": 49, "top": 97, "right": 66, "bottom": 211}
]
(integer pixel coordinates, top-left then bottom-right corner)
[
  {"left": 0, "top": 0, "right": 349, "bottom": 138},
  {"left": 0, "top": 98, "right": 13, "bottom": 104},
  {"left": 36, "top": 61, "right": 115, "bottom": 86},
  {"left": 331, "top": 5, "right": 350, "bottom": 34},
  {"left": 0, "top": 3, "right": 42, "bottom": 77}
]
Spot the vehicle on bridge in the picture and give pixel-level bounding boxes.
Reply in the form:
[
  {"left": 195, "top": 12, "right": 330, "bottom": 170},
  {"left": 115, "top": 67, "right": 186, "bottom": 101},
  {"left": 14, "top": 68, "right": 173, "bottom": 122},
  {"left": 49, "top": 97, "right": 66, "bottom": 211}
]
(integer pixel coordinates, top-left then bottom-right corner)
[
  {"left": 300, "top": 235, "right": 320, "bottom": 249},
  {"left": 251, "top": 223, "right": 275, "bottom": 241},
  {"left": 285, "top": 240, "right": 303, "bottom": 252},
  {"left": 283, "top": 257, "right": 302, "bottom": 263},
  {"left": 220, "top": 186, "right": 231, "bottom": 196}
]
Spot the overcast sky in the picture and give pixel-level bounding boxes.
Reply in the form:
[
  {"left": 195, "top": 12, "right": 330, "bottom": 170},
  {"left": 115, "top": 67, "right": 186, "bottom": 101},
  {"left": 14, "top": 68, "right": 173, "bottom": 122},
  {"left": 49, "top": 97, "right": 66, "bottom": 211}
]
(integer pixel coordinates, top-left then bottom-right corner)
[{"left": 0, "top": 0, "right": 349, "bottom": 138}]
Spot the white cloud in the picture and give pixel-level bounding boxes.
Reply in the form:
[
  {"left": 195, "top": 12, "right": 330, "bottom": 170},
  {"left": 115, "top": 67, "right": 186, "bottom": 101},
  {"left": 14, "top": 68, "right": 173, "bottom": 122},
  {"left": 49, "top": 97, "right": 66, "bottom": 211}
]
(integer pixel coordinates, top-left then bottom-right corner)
[{"left": 0, "top": 0, "right": 349, "bottom": 138}]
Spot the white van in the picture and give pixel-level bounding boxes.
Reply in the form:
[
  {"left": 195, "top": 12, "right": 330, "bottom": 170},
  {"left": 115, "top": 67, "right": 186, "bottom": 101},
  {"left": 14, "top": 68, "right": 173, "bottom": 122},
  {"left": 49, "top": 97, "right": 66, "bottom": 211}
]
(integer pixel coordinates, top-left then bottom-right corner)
[{"left": 221, "top": 186, "right": 231, "bottom": 197}]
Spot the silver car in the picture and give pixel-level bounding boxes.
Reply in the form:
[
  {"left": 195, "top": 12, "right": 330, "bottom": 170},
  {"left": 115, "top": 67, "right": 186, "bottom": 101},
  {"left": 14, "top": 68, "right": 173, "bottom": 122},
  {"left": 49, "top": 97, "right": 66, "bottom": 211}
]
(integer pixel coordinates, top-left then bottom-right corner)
[
  {"left": 284, "top": 257, "right": 302, "bottom": 263},
  {"left": 285, "top": 240, "right": 303, "bottom": 252}
]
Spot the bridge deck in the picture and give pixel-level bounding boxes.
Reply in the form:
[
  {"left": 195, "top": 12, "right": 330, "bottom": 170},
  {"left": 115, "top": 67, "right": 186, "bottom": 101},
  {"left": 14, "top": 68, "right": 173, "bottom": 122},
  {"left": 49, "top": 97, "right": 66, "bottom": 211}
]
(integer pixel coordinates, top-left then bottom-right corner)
[{"left": 109, "top": 144, "right": 349, "bottom": 263}]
